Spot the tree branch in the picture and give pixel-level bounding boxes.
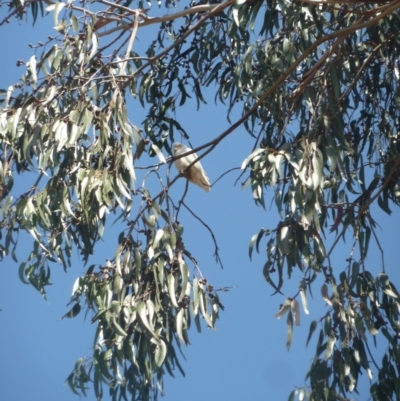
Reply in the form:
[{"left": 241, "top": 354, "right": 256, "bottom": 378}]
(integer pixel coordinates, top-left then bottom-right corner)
[{"left": 96, "top": 2, "right": 233, "bottom": 37}]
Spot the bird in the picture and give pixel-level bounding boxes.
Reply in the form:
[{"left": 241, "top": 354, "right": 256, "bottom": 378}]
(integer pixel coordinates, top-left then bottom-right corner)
[{"left": 173, "top": 143, "right": 211, "bottom": 192}]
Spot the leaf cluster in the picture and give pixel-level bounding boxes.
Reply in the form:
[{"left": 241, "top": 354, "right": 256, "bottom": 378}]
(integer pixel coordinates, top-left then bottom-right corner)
[{"left": 2, "top": 0, "right": 400, "bottom": 400}]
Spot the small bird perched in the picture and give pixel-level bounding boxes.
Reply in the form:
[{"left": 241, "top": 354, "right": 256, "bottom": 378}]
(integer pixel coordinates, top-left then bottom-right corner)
[{"left": 173, "top": 143, "right": 211, "bottom": 192}]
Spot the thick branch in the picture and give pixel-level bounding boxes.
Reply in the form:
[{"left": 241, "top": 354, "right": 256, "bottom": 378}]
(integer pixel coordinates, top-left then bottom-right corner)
[{"left": 96, "top": 2, "right": 233, "bottom": 36}]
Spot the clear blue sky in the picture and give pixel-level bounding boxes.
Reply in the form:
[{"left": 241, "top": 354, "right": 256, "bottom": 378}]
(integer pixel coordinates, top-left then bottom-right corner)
[{"left": 0, "top": 5, "right": 399, "bottom": 401}]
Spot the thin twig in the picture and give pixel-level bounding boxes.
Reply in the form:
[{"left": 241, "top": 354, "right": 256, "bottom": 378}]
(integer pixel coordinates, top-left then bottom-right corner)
[
  {"left": 212, "top": 167, "right": 241, "bottom": 187},
  {"left": 182, "top": 249, "right": 205, "bottom": 280},
  {"left": 97, "top": 28, "right": 127, "bottom": 55},
  {"left": 175, "top": 179, "right": 189, "bottom": 222},
  {"left": 181, "top": 200, "right": 224, "bottom": 269}
]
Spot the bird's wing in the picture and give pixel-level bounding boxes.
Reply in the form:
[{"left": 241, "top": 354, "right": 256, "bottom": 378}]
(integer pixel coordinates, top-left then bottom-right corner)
[
  {"left": 190, "top": 161, "right": 211, "bottom": 192},
  {"left": 173, "top": 143, "right": 211, "bottom": 192}
]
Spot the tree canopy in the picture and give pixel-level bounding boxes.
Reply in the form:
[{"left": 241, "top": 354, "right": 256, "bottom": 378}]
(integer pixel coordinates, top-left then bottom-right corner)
[{"left": 1, "top": 0, "right": 400, "bottom": 400}]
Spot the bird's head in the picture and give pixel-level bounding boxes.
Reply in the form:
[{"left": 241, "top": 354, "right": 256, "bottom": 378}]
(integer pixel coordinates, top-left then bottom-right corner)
[{"left": 173, "top": 142, "right": 185, "bottom": 155}]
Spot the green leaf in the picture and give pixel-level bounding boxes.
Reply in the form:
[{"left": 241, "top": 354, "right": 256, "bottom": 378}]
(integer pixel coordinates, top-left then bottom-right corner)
[
  {"left": 286, "top": 311, "right": 293, "bottom": 351},
  {"left": 306, "top": 320, "right": 317, "bottom": 347},
  {"left": 153, "top": 229, "right": 164, "bottom": 249},
  {"left": 18, "top": 262, "right": 30, "bottom": 284},
  {"left": 324, "top": 335, "right": 335, "bottom": 360},
  {"left": 287, "top": 390, "right": 296, "bottom": 401},
  {"left": 154, "top": 340, "right": 167, "bottom": 367},
  {"left": 275, "top": 299, "right": 292, "bottom": 320},
  {"left": 350, "top": 262, "right": 359, "bottom": 290},
  {"left": 70, "top": 14, "right": 79, "bottom": 31},
  {"left": 299, "top": 281, "right": 309, "bottom": 315},
  {"left": 178, "top": 80, "right": 188, "bottom": 106},
  {"left": 46, "top": 2, "right": 66, "bottom": 25},
  {"left": 137, "top": 302, "right": 157, "bottom": 339},
  {"left": 248, "top": 229, "right": 264, "bottom": 260},
  {"left": 193, "top": 78, "right": 206, "bottom": 109},
  {"left": 168, "top": 273, "right": 179, "bottom": 308},
  {"left": 61, "top": 303, "right": 81, "bottom": 319},
  {"left": 291, "top": 299, "right": 300, "bottom": 326},
  {"left": 175, "top": 308, "right": 186, "bottom": 344},
  {"left": 241, "top": 148, "right": 265, "bottom": 170},
  {"left": 111, "top": 317, "right": 127, "bottom": 337},
  {"left": 89, "top": 33, "right": 98, "bottom": 60},
  {"left": 151, "top": 143, "right": 166, "bottom": 164},
  {"left": 28, "top": 55, "right": 37, "bottom": 84},
  {"left": 378, "top": 194, "right": 392, "bottom": 215}
]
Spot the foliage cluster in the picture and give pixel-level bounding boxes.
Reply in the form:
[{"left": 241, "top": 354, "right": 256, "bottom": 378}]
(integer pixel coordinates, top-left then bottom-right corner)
[{"left": 1, "top": 0, "right": 400, "bottom": 400}]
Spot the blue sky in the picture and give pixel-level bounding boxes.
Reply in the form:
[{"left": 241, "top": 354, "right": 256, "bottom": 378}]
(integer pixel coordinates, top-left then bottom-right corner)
[{"left": 1, "top": 4, "right": 399, "bottom": 401}]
